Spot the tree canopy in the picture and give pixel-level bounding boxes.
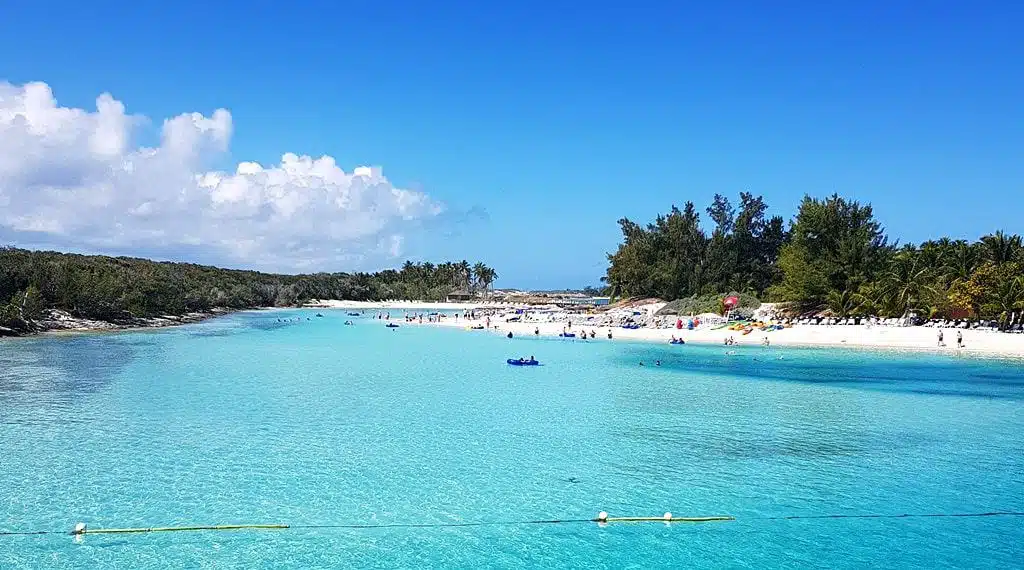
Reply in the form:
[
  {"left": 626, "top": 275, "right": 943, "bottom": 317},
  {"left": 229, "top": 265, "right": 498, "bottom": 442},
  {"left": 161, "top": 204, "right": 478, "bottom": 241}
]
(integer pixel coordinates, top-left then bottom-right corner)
[
  {"left": 605, "top": 193, "right": 1024, "bottom": 328},
  {"left": 603, "top": 192, "right": 787, "bottom": 300},
  {"left": 0, "top": 248, "right": 497, "bottom": 333}
]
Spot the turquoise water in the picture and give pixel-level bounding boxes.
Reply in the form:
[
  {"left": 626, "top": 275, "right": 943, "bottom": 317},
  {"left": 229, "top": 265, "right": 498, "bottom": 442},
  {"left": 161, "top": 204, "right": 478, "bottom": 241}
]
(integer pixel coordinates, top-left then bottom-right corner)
[{"left": 1, "top": 310, "right": 1022, "bottom": 568}]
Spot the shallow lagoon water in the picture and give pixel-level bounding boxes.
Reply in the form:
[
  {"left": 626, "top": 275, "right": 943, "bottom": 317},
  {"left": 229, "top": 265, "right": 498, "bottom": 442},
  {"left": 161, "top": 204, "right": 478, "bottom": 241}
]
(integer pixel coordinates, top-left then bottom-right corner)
[{"left": 1, "top": 310, "right": 1022, "bottom": 568}]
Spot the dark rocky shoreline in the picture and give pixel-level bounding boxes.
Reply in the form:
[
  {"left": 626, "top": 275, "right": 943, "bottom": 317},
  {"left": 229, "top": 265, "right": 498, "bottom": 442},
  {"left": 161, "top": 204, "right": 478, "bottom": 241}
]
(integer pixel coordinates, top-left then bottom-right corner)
[{"left": 0, "top": 307, "right": 238, "bottom": 337}]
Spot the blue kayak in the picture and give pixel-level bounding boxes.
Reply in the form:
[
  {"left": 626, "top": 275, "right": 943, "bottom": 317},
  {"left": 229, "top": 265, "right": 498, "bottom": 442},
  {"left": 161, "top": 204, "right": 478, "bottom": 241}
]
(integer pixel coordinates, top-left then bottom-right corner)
[
  {"left": 559, "top": 333, "right": 576, "bottom": 338},
  {"left": 385, "top": 323, "right": 400, "bottom": 328},
  {"left": 507, "top": 359, "right": 540, "bottom": 366}
]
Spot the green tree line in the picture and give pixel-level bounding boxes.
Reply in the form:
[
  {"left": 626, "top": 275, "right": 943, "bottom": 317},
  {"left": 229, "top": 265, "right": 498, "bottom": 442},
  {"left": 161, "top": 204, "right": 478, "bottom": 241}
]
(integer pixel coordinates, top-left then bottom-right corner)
[
  {"left": 604, "top": 193, "right": 1024, "bottom": 329},
  {"left": 0, "top": 247, "right": 497, "bottom": 333}
]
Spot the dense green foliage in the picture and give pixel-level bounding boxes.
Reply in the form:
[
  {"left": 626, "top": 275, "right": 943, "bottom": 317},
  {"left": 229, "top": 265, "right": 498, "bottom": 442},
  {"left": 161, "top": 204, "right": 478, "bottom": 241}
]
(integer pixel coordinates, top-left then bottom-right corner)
[
  {"left": 0, "top": 247, "right": 496, "bottom": 332},
  {"left": 656, "top": 292, "right": 762, "bottom": 318},
  {"left": 605, "top": 194, "right": 1024, "bottom": 328},
  {"left": 604, "top": 192, "right": 786, "bottom": 299}
]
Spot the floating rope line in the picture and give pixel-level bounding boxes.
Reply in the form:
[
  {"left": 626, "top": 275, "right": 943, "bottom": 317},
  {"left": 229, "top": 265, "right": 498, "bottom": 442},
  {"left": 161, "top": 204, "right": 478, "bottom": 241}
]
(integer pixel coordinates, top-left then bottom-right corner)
[
  {"left": 73, "top": 524, "right": 289, "bottom": 535},
  {"left": 2, "top": 511, "right": 1022, "bottom": 539},
  {"left": 758, "top": 511, "right": 1024, "bottom": 521}
]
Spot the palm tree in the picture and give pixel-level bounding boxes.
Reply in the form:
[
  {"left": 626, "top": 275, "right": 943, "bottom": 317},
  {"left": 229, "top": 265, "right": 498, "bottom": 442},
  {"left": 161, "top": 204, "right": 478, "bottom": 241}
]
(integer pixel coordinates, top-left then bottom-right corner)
[
  {"left": 826, "top": 289, "right": 857, "bottom": 318},
  {"left": 472, "top": 262, "right": 487, "bottom": 294},
  {"left": 984, "top": 272, "right": 1024, "bottom": 330},
  {"left": 457, "top": 260, "right": 472, "bottom": 293},
  {"left": 944, "top": 240, "right": 983, "bottom": 283},
  {"left": 472, "top": 262, "right": 498, "bottom": 297},
  {"left": 477, "top": 265, "right": 498, "bottom": 298},
  {"left": 876, "top": 250, "right": 938, "bottom": 320},
  {"left": 981, "top": 231, "right": 1023, "bottom": 265}
]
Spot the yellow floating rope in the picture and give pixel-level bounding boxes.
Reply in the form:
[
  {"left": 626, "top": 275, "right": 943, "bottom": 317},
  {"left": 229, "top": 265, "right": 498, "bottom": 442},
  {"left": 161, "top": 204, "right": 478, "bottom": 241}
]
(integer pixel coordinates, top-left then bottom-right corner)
[
  {"left": 601, "top": 516, "right": 734, "bottom": 523},
  {"left": 72, "top": 524, "right": 288, "bottom": 535}
]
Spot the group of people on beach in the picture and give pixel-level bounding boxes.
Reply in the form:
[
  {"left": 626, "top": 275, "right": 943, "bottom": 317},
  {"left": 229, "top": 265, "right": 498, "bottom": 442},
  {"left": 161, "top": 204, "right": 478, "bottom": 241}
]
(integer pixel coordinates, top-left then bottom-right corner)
[{"left": 937, "top": 329, "right": 965, "bottom": 349}]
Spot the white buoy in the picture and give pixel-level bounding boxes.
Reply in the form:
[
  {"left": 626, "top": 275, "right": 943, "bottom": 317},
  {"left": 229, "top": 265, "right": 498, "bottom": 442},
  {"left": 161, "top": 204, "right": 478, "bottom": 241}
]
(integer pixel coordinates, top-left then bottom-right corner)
[
  {"left": 663, "top": 512, "right": 673, "bottom": 521},
  {"left": 597, "top": 511, "right": 608, "bottom": 522}
]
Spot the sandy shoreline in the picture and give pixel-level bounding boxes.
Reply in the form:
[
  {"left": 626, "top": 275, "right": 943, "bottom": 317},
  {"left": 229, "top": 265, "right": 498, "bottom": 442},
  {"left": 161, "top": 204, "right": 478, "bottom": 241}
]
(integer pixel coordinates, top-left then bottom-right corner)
[
  {"left": 425, "top": 318, "right": 1024, "bottom": 358},
  {"left": 312, "top": 300, "right": 1024, "bottom": 358},
  {"left": 10, "top": 298, "right": 1024, "bottom": 358}
]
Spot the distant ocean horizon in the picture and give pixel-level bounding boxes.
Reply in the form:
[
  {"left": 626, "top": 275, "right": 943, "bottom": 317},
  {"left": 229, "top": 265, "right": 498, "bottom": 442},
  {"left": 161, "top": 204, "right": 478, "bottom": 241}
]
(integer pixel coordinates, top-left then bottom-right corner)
[{"left": 2, "top": 309, "right": 1022, "bottom": 568}]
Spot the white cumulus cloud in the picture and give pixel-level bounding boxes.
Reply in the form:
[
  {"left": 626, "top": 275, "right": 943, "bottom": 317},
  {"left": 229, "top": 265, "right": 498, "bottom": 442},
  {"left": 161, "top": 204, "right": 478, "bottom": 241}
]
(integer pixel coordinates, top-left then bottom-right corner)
[{"left": 0, "top": 80, "right": 444, "bottom": 270}]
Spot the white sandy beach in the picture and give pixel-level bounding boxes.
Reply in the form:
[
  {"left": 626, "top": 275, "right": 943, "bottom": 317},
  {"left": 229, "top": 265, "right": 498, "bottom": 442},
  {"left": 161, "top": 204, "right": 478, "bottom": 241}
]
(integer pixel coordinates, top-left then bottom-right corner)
[
  {"left": 306, "top": 299, "right": 504, "bottom": 311},
  {"left": 308, "top": 299, "right": 1024, "bottom": 358},
  {"left": 439, "top": 318, "right": 1024, "bottom": 357}
]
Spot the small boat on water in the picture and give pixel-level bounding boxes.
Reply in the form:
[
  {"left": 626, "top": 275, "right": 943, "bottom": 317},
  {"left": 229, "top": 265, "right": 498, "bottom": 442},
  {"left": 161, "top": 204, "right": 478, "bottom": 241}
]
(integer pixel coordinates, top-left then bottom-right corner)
[
  {"left": 507, "top": 358, "right": 540, "bottom": 366},
  {"left": 386, "top": 323, "right": 400, "bottom": 328},
  {"left": 347, "top": 312, "right": 360, "bottom": 317}
]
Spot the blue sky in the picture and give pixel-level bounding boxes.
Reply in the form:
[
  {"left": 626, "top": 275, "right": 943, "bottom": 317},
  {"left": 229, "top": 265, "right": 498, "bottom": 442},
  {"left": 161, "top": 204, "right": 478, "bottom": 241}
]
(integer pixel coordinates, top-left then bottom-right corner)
[{"left": 1, "top": 1, "right": 1021, "bottom": 288}]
